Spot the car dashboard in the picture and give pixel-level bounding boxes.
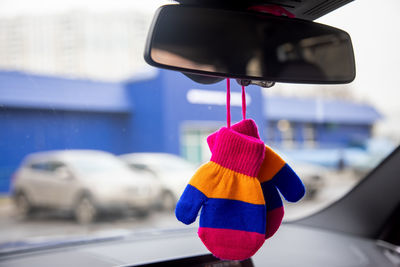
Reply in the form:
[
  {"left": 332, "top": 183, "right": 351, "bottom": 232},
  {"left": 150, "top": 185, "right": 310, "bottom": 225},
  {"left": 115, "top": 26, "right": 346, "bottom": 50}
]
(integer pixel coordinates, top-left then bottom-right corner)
[{"left": 0, "top": 223, "right": 395, "bottom": 267}]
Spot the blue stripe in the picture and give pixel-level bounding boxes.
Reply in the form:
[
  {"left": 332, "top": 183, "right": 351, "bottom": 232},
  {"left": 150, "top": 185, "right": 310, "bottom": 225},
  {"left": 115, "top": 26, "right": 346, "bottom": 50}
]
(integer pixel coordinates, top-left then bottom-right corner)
[
  {"left": 200, "top": 198, "right": 265, "bottom": 234},
  {"left": 261, "top": 181, "right": 283, "bottom": 211},
  {"left": 175, "top": 184, "right": 207, "bottom": 225},
  {"left": 272, "top": 163, "right": 305, "bottom": 202}
]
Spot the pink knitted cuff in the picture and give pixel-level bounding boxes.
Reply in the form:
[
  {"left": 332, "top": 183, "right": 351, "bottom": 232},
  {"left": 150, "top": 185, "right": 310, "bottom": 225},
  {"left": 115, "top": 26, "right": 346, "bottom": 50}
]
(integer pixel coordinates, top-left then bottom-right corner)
[
  {"left": 210, "top": 127, "right": 265, "bottom": 177},
  {"left": 207, "top": 119, "right": 261, "bottom": 150}
]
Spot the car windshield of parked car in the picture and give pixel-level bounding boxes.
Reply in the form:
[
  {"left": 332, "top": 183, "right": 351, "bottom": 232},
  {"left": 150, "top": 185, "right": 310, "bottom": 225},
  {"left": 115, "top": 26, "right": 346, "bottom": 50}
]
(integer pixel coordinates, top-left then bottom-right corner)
[
  {"left": 68, "top": 155, "right": 132, "bottom": 174},
  {"left": 0, "top": 0, "right": 399, "bottom": 253},
  {"left": 144, "top": 155, "right": 196, "bottom": 172}
]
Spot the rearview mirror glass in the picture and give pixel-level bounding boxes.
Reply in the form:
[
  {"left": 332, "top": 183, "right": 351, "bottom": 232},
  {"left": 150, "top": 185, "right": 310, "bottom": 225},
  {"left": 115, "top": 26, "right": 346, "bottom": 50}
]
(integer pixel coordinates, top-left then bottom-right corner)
[{"left": 145, "top": 5, "right": 355, "bottom": 84}]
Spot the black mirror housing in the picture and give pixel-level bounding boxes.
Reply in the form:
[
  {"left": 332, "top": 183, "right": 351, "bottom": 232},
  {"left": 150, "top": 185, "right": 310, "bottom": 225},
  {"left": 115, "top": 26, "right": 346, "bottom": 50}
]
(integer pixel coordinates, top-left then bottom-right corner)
[{"left": 144, "top": 5, "right": 355, "bottom": 85}]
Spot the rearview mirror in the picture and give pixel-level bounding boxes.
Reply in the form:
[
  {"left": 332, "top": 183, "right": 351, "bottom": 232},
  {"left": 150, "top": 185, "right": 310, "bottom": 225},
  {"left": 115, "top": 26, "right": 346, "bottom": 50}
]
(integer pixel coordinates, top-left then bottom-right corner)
[{"left": 145, "top": 5, "right": 355, "bottom": 84}]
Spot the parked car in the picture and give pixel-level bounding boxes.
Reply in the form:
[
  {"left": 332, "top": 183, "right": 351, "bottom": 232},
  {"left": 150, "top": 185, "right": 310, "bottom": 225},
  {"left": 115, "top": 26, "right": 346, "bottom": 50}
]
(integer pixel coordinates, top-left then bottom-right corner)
[
  {"left": 287, "top": 159, "right": 327, "bottom": 200},
  {"left": 119, "top": 153, "right": 196, "bottom": 211},
  {"left": 11, "top": 150, "right": 161, "bottom": 223}
]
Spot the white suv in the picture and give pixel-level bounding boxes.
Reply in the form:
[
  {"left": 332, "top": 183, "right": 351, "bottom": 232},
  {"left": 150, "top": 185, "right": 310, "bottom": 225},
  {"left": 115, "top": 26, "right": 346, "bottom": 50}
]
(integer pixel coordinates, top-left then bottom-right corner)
[
  {"left": 119, "top": 153, "right": 196, "bottom": 211},
  {"left": 12, "top": 150, "right": 161, "bottom": 223}
]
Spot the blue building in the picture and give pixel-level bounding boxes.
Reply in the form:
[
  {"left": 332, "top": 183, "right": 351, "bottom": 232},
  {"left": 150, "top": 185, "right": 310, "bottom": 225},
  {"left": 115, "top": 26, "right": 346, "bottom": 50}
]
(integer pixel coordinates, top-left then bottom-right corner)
[
  {"left": 0, "top": 69, "right": 264, "bottom": 193},
  {"left": 264, "top": 96, "right": 381, "bottom": 149},
  {"left": 0, "top": 69, "right": 381, "bottom": 194}
]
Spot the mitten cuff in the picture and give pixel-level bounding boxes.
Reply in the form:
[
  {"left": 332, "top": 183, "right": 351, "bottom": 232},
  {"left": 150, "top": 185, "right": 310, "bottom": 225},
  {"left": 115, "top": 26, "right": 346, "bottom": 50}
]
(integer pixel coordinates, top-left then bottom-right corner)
[
  {"left": 207, "top": 119, "right": 260, "bottom": 150},
  {"left": 211, "top": 127, "right": 265, "bottom": 177}
]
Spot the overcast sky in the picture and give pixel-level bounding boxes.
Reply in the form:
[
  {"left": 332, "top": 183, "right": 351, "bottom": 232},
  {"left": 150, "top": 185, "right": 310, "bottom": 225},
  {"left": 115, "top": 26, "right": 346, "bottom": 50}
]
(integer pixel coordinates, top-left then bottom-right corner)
[
  {"left": 319, "top": 0, "right": 400, "bottom": 109},
  {"left": 317, "top": 0, "right": 400, "bottom": 136},
  {"left": 1, "top": 0, "right": 399, "bottom": 136}
]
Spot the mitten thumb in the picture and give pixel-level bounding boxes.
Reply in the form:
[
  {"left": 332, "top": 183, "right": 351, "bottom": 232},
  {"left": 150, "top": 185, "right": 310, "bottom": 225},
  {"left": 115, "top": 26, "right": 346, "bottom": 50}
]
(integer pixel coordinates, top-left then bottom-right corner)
[{"left": 175, "top": 184, "right": 207, "bottom": 225}]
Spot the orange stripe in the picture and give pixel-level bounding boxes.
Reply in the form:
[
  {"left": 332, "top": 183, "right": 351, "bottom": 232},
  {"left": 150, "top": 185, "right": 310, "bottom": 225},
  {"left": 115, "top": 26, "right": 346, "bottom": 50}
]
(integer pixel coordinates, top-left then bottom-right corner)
[
  {"left": 258, "top": 145, "right": 286, "bottom": 183},
  {"left": 189, "top": 162, "right": 265, "bottom": 205}
]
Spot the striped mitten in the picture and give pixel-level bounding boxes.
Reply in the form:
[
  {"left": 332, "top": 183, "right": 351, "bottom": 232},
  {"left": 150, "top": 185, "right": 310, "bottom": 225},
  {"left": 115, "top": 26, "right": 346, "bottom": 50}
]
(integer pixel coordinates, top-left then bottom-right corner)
[
  {"left": 175, "top": 127, "right": 266, "bottom": 260},
  {"left": 207, "top": 119, "right": 305, "bottom": 239}
]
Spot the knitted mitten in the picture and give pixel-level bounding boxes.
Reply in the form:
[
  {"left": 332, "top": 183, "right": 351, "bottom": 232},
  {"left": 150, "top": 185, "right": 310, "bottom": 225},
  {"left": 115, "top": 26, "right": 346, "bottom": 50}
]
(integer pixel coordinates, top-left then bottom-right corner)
[
  {"left": 175, "top": 127, "right": 266, "bottom": 260},
  {"left": 207, "top": 119, "right": 305, "bottom": 239}
]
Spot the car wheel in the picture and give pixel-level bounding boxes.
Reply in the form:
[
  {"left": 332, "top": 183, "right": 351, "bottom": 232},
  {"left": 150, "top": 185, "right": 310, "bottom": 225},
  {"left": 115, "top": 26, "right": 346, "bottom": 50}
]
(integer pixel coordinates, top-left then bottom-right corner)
[
  {"left": 306, "top": 188, "right": 318, "bottom": 199},
  {"left": 74, "top": 197, "right": 97, "bottom": 224},
  {"left": 161, "top": 191, "right": 176, "bottom": 211},
  {"left": 136, "top": 209, "right": 150, "bottom": 218},
  {"left": 14, "top": 192, "right": 32, "bottom": 218}
]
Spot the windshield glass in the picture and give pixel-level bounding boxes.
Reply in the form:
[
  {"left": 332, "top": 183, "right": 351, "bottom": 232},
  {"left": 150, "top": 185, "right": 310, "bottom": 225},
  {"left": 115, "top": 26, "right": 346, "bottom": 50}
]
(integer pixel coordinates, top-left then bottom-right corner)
[{"left": 0, "top": 0, "right": 399, "bottom": 252}]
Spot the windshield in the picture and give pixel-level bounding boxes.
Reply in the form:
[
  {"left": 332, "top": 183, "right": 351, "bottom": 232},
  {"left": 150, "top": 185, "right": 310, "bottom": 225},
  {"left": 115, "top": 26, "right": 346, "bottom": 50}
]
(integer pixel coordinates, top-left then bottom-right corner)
[{"left": 0, "top": 0, "right": 399, "bottom": 253}]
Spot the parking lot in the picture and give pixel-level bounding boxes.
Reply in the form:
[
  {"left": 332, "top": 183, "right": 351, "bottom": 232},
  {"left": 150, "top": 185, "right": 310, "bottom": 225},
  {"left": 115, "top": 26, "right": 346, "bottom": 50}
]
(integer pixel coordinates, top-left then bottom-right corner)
[
  {"left": 0, "top": 202, "right": 180, "bottom": 244},
  {"left": 0, "top": 170, "right": 360, "bottom": 246}
]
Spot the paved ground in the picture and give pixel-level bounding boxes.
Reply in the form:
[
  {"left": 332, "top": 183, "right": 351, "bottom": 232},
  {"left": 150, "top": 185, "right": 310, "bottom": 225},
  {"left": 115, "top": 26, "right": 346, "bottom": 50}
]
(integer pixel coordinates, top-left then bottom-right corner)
[
  {"left": 0, "top": 203, "right": 182, "bottom": 244},
  {"left": 0, "top": 170, "right": 361, "bottom": 246}
]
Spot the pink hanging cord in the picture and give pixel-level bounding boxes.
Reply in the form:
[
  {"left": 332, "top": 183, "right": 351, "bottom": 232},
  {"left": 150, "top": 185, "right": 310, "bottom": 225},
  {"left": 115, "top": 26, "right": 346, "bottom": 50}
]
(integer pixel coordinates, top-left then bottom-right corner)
[
  {"left": 226, "top": 78, "right": 231, "bottom": 128},
  {"left": 226, "top": 80, "right": 246, "bottom": 125},
  {"left": 241, "top": 85, "right": 246, "bottom": 120}
]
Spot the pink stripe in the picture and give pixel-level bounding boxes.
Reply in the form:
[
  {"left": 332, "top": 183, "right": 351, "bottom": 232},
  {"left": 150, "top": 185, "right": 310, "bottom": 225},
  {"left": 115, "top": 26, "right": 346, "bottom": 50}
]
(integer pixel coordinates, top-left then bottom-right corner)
[
  {"left": 226, "top": 78, "right": 231, "bottom": 128},
  {"left": 211, "top": 127, "right": 265, "bottom": 177},
  {"left": 265, "top": 207, "right": 284, "bottom": 239},
  {"left": 198, "top": 227, "right": 265, "bottom": 260}
]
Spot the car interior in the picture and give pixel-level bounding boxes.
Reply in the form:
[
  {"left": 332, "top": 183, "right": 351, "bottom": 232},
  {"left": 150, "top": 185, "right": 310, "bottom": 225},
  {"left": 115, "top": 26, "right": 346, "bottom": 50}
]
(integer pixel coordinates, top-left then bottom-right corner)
[{"left": 0, "top": 0, "right": 400, "bottom": 266}]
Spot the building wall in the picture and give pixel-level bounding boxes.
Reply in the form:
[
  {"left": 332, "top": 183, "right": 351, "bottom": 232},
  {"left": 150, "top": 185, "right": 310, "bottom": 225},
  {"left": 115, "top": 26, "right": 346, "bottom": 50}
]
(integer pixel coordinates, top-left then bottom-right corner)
[
  {"left": 266, "top": 120, "right": 372, "bottom": 149},
  {"left": 316, "top": 123, "right": 372, "bottom": 147},
  {"left": 127, "top": 70, "right": 265, "bottom": 164},
  {"left": 125, "top": 73, "right": 165, "bottom": 153},
  {"left": 0, "top": 108, "right": 132, "bottom": 193},
  {"left": 168, "top": 72, "right": 265, "bottom": 161},
  {"left": 264, "top": 95, "right": 380, "bottom": 149}
]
